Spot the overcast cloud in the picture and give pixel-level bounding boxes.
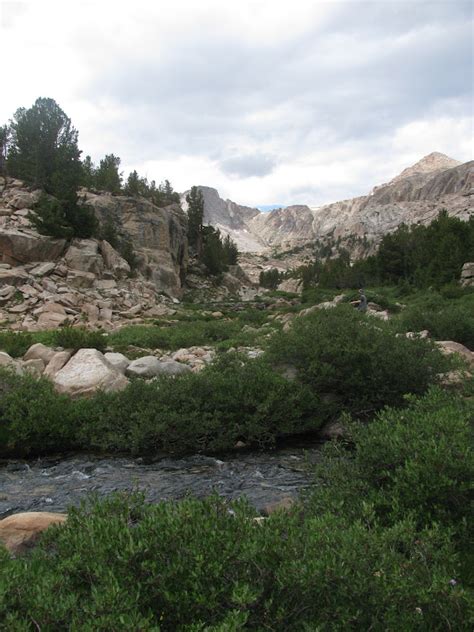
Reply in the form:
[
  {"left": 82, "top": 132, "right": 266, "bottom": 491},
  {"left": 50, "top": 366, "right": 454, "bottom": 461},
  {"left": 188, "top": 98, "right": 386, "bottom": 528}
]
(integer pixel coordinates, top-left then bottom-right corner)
[{"left": 0, "top": 0, "right": 472, "bottom": 207}]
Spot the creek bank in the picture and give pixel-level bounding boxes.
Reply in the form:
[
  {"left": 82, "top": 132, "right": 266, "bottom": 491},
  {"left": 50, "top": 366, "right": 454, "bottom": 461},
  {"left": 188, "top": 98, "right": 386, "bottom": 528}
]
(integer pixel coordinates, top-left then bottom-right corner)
[{"left": 0, "top": 443, "right": 323, "bottom": 518}]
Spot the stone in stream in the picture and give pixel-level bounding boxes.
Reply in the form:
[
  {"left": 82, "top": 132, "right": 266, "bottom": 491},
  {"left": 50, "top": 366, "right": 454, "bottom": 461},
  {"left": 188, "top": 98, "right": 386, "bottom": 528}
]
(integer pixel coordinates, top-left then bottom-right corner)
[{"left": 0, "top": 512, "right": 67, "bottom": 556}]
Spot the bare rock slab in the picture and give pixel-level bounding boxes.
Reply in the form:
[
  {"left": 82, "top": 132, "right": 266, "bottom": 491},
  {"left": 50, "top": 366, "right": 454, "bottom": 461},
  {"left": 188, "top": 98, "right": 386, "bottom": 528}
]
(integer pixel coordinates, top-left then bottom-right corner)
[
  {"left": 435, "top": 340, "right": 474, "bottom": 368},
  {"left": 104, "top": 352, "right": 130, "bottom": 373},
  {"left": 44, "top": 350, "right": 74, "bottom": 378},
  {"left": 126, "top": 356, "right": 191, "bottom": 378},
  {"left": 24, "top": 343, "right": 56, "bottom": 364},
  {"left": 53, "top": 348, "right": 129, "bottom": 398},
  {"left": 0, "top": 512, "right": 67, "bottom": 555},
  {"left": 65, "top": 239, "right": 103, "bottom": 275}
]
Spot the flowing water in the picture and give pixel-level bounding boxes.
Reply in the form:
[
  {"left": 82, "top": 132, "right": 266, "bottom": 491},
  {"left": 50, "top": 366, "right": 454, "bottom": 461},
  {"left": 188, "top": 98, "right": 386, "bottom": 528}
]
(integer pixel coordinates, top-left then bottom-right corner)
[{"left": 0, "top": 443, "right": 323, "bottom": 518}]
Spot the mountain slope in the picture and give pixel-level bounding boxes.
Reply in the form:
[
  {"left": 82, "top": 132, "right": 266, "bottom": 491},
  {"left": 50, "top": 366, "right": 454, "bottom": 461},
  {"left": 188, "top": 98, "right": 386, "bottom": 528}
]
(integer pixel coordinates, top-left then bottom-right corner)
[
  {"left": 191, "top": 153, "right": 472, "bottom": 252},
  {"left": 180, "top": 186, "right": 264, "bottom": 252}
]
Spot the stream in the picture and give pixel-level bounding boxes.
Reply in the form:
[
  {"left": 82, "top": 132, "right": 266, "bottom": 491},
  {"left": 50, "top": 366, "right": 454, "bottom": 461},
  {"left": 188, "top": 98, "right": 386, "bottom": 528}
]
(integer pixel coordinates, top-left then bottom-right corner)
[{"left": 0, "top": 443, "right": 323, "bottom": 518}]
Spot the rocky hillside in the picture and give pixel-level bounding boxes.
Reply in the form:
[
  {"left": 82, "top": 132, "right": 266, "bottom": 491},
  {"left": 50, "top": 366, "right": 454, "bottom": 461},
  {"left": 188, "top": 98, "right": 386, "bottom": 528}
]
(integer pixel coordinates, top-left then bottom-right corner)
[
  {"left": 311, "top": 158, "right": 472, "bottom": 249},
  {"left": 0, "top": 177, "right": 190, "bottom": 331},
  {"left": 192, "top": 153, "right": 473, "bottom": 253}
]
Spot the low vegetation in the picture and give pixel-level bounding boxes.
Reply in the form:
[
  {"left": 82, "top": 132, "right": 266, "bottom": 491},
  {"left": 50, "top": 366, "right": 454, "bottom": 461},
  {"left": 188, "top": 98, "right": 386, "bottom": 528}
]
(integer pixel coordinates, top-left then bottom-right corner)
[
  {"left": 0, "top": 309, "right": 453, "bottom": 458},
  {"left": 1, "top": 389, "right": 472, "bottom": 630},
  {"left": 267, "top": 306, "right": 450, "bottom": 418}
]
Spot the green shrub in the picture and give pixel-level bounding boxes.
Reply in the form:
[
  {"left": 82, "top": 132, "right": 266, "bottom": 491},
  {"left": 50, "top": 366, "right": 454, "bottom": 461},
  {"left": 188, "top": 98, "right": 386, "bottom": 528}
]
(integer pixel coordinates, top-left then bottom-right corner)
[
  {"left": 306, "top": 388, "right": 474, "bottom": 533},
  {"left": 395, "top": 298, "right": 474, "bottom": 348},
  {"left": 0, "top": 355, "right": 318, "bottom": 457},
  {"left": 0, "top": 368, "right": 78, "bottom": 456},
  {"left": 51, "top": 325, "right": 107, "bottom": 352},
  {"left": 266, "top": 305, "right": 450, "bottom": 418},
  {"left": 0, "top": 495, "right": 468, "bottom": 630},
  {"left": 78, "top": 354, "right": 320, "bottom": 454},
  {"left": 108, "top": 319, "right": 262, "bottom": 352},
  {"left": 0, "top": 330, "right": 33, "bottom": 357},
  {"left": 439, "top": 282, "right": 474, "bottom": 300}
]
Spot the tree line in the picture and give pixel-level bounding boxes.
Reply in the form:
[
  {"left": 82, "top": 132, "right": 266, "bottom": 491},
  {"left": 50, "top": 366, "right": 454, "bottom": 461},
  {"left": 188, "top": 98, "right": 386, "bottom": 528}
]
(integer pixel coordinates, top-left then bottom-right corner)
[
  {"left": 297, "top": 211, "right": 474, "bottom": 290},
  {"left": 0, "top": 98, "right": 181, "bottom": 240},
  {"left": 0, "top": 97, "right": 239, "bottom": 275}
]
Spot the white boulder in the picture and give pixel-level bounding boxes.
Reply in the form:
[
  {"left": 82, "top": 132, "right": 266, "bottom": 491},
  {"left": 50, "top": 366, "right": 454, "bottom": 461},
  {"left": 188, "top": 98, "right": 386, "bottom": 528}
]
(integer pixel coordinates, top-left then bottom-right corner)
[{"left": 53, "top": 348, "right": 129, "bottom": 398}]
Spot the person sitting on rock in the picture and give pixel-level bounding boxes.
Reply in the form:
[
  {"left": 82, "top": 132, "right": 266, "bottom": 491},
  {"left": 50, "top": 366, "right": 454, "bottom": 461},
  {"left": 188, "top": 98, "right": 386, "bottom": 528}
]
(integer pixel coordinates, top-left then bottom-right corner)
[{"left": 356, "top": 289, "right": 367, "bottom": 312}]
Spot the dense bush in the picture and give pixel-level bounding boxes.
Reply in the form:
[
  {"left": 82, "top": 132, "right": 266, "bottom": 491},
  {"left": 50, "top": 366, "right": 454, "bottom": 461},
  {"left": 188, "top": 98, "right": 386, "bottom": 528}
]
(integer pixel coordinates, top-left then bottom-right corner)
[
  {"left": 306, "top": 388, "right": 473, "bottom": 532},
  {"left": 0, "top": 355, "right": 318, "bottom": 456},
  {"left": 0, "top": 330, "right": 33, "bottom": 357},
  {"left": 395, "top": 295, "right": 474, "bottom": 348},
  {"left": 51, "top": 325, "right": 107, "bottom": 352},
  {"left": 1, "top": 389, "right": 471, "bottom": 630},
  {"left": 266, "top": 305, "right": 451, "bottom": 418},
  {"left": 77, "top": 354, "right": 319, "bottom": 454},
  {"left": 0, "top": 369, "right": 77, "bottom": 455}
]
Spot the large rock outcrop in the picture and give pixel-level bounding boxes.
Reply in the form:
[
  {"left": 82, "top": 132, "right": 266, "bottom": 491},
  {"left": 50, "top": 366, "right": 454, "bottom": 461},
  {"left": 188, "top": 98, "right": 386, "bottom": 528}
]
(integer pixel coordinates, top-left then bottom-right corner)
[
  {"left": 0, "top": 229, "right": 67, "bottom": 266},
  {"left": 82, "top": 191, "right": 188, "bottom": 296},
  {"left": 0, "top": 178, "right": 189, "bottom": 301},
  {"left": 0, "top": 178, "right": 190, "bottom": 330}
]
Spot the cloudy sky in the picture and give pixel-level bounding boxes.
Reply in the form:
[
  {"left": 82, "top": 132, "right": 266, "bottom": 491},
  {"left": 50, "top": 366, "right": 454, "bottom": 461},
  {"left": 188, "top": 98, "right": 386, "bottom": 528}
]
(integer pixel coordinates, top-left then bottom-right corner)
[{"left": 1, "top": 0, "right": 472, "bottom": 207}]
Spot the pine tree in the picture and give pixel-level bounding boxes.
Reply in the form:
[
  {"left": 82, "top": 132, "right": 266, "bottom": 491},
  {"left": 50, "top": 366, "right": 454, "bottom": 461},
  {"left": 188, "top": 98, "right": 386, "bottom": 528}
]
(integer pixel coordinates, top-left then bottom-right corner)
[
  {"left": 0, "top": 125, "right": 8, "bottom": 175},
  {"left": 222, "top": 234, "right": 239, "bottom": 265},
  {"left": 7, "top": 98, "right": 82, "bottom": 202},
  {"left": 95, "top": 154, "right": 122, "bottom": 193},
  {"left": 202, "top": 226, "right": 225, "bottom": 275},
  {"left": 81, "top": 155, "right": 97, "bottom": 189},
  {"left": 124, "top": 170, "right": 141, "bottom": 197},
  {"left": 186, "top": 186, "right": 204, "bottom": 254}
]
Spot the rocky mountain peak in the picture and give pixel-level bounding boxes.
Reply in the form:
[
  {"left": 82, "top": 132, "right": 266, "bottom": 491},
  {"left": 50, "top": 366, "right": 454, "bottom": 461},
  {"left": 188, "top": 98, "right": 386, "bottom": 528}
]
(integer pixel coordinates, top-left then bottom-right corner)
[{"left": 390, "top": 152, "right": 462, "bottom": 184}]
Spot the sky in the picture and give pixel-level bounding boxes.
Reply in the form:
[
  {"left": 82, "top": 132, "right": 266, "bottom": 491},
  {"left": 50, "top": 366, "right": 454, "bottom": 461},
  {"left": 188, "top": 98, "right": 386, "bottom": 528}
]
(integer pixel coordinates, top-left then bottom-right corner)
[{"left": 0, "top": 0, "right": 472, "bottom": 208}]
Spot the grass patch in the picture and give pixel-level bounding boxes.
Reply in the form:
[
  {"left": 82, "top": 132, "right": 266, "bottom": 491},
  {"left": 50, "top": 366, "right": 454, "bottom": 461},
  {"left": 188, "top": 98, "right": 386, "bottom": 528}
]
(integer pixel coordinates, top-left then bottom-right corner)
[
  {"left": 0, "top": 331, "right": 33, "bottom": 358},
  {"left": 108, "top": 318, "right": 268, "bottom": 353}
]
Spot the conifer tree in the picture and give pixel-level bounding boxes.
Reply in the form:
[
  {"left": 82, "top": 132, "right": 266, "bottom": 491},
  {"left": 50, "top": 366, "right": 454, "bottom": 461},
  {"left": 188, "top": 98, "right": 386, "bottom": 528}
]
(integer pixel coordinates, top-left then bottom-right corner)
[
  {"left": 95, "top": 154, "right": 122, "bottom": 193},
  {"left": 7, "top": 98, "right": 82, "bottom": 203},
  {"left": 0, "top": 125, "right": 8, "bottom": 175},
  {"left": 186, "top": 186, "right": 204, "bottom": 254}
]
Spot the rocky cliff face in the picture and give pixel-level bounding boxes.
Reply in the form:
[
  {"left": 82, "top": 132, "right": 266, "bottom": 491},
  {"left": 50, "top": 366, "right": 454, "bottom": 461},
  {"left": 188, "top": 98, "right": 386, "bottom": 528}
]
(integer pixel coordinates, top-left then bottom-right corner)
[
  {"left": 0, "top": 177, "right": 189, "bottom": 331},
  {"left": 313, "top": 159, "right": 473, "bottom": 246},
  {"left": 194, "top": 153, "right": 473, "bottom": 253},
  {"left": 82, "top": 191, "right": 188, "bottom": 295},
  {"left": 248, "top": 205, "right": 315, "bottom": 249}
]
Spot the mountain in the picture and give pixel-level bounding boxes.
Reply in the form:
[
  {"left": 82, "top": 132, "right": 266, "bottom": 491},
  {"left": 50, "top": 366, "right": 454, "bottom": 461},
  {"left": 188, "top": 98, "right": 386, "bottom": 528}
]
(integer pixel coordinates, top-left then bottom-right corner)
[
  {"left": 310, "top": 157, "right": 472, "bottom": 249},
  {"left": 388, "top": 151, "right": 461, "bottom": 184},
  {"left": 190, "top": 153, "right": 473, "bottom": 253},
  {"left": 180, "top": 186, "right": 263, "bottom": 252}
]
